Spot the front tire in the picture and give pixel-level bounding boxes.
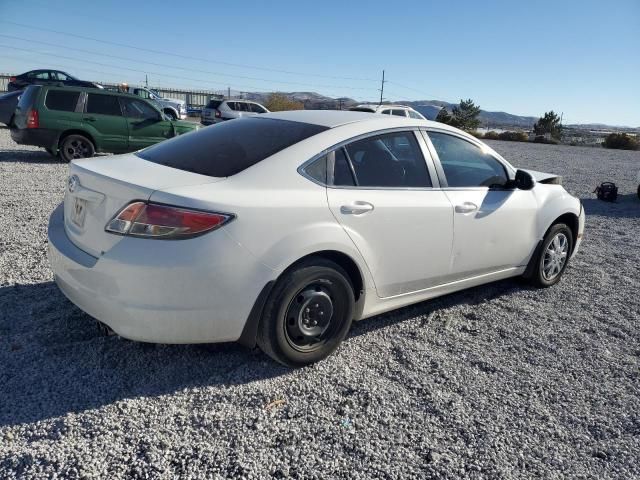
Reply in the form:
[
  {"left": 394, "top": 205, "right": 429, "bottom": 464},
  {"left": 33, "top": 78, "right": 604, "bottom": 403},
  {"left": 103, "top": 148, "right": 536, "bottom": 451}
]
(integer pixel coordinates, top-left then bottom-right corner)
[
  {"left": 257, "top": 258, "right": 355, "bottom": 367},
  {"left": 59, "top": 134, "right": 95, "bottom": 162},
  {"left": 529, "top": 224, "right": 574, "bottom": 287},
  {"left": 164, "top": 110, "right": 177, "bottom": 120}
]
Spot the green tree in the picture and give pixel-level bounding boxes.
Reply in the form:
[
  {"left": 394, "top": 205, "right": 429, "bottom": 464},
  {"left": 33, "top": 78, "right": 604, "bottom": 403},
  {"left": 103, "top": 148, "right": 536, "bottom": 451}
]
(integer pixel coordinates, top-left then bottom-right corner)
[
  {"left": 451, "top": 99, "right": 481, "bottom": 131},
  {"left": 533, "top": 111, "right": 563, "bottom": 140},
  {"left": 603, "top": 133, "right": 639, "bottom": 150},
  {"left": 435, "top": 107, "right": 452, "bottom": 124},
  {"left": 264, "top": 93, "right": 304, "bottom": 112}
]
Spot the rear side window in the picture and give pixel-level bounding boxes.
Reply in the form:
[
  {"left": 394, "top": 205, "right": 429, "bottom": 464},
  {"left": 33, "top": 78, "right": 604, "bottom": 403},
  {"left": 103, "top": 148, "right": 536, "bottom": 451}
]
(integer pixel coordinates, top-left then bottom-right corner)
[
  {"left": 136, "top": 117, "right": 329, "bottom": 177},
  {"left": 45, "top": 90, "right": 80, "bottom": 112},
  {"left": 226, "top": 101, "right": 237, "bottom": 111},
  {"left": 391, "top": 109, "right": 407, "bottom": 117},
  {"left": 86, "top": 94, "right": 122, "bottom": 116},
  {"left": 343, "top": 131, "right": 431, "bottom": 188}
]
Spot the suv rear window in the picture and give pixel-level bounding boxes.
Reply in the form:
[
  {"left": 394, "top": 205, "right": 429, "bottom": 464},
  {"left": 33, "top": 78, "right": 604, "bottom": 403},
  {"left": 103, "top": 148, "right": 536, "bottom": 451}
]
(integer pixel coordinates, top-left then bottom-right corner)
[
  {"left": 16, "top": 85, "right": 41, "bottom": 110},
  {"left": 136, "top": 117, "right": 329, "bottom": 177},
  {"left": 206, "top": 100, "right": 222, "bottom": 109},
  {"left": 45, "top": 90, "right": 80, "bottom": 112}
]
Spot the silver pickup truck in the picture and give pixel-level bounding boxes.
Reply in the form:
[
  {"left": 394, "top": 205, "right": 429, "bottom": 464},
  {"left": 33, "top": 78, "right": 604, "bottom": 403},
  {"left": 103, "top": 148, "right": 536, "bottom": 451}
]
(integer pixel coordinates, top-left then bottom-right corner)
[{"left": 125, "top": 87, "right": 187, "bottom": 120}]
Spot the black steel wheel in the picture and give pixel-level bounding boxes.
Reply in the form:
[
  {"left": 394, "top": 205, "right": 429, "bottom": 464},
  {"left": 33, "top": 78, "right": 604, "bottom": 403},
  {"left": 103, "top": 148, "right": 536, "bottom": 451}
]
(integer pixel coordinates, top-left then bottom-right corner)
[
  {"left": 257, "top": 257, "right": 355, "bottom": 367},
  {"left": 60, "top": 134, "right": 95, "bottom": 162}
]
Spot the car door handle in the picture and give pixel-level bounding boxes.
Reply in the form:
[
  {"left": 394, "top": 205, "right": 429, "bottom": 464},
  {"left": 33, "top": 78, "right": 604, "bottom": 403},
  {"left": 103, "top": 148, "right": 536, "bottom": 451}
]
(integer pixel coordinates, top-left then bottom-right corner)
[
  {"left": 340, "top": 201, "right": 374, "bottom": 215},
  {"left": 455, "top": 202, "right": 478, "bottom": 214},
  {"left": 83, "top": 117, "right": 96, "bottom": 122}
]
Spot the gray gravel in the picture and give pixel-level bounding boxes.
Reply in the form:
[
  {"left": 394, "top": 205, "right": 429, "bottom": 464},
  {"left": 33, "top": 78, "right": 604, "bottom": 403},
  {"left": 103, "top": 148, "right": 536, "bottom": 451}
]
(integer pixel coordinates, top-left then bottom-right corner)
[{"left": 1, "top": 128, "right": 639, "bottom": 479}]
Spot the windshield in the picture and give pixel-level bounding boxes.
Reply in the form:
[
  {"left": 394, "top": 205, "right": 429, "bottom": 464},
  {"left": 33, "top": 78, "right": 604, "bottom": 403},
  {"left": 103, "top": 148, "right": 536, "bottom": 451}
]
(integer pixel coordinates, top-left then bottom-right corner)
[
  {"left": 149, "top": 89, "right": 162, "bottom": 99},
  {"left": 136, "top": 117, "right": 329, "bottom": 177}
]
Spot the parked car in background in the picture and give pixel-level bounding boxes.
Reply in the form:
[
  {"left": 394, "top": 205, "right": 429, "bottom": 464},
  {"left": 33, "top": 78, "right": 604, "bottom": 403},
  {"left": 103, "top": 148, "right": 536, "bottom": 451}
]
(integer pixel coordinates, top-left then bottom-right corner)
[
  {"left": 8, "top": 70, "right": 102, "bottom": 91},
  {"left": 201, "top": 99, "right": 269, "bottom": 125},
  {"left": 47, "top": 110, "right": 584, "bottom": 367},
  {"left": 0, "top": 90, "right": 22, "bottom": 126},
  {"left": 349, "top": 104, "right": 426, "bottom": 119},
  {"left": 122, "top": 86, "right": 187, "bottom": 120},
  {"left": 10, "top": 85, "right": 199, "bottom": 161}
]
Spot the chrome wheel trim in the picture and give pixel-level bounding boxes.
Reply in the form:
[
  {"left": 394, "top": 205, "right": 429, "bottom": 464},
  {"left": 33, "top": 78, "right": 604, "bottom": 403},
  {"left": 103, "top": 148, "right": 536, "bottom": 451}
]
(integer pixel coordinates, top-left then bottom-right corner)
[{"left": 542, "top": 232, "right": 569, "bottom": 281}]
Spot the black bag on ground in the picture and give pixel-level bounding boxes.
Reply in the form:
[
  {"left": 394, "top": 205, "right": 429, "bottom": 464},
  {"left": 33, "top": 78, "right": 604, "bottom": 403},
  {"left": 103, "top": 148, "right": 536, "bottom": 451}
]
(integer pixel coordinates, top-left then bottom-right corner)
[{"left": 594, "top": 182, "right": 618, "bottom": 202}]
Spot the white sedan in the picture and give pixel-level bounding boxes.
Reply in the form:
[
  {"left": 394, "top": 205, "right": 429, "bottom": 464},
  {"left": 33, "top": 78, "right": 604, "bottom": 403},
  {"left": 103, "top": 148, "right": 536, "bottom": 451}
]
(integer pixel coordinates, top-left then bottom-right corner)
[{"left": 48, "top": 111, "right": 585, "bottom": 367}]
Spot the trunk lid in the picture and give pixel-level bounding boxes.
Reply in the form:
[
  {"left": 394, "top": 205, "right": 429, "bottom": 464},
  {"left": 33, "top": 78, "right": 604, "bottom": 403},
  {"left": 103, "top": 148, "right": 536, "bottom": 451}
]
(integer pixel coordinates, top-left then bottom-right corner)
[{"left": 64, "top": 153, "right": 223, "bottom": 257}]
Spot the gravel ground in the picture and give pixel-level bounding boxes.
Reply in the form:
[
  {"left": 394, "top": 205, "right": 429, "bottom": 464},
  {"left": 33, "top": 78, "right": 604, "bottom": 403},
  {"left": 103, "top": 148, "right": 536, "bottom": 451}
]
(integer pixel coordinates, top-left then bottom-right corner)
[{"left": 1, "top": 128, "right": 639, "bottom": 479}]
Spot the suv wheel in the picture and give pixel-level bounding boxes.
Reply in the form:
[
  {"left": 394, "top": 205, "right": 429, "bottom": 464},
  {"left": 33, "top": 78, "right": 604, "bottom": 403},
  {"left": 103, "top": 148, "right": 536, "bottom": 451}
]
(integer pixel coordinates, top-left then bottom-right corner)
[
  {"left": 257, "top": 258, "right": 355, "bottom": 367},
  {"left": 164, "top": 110, "right": 177, "bottom": 120},
  {"left": 60, "top": 134, "right": 95, "bottom": 162}
]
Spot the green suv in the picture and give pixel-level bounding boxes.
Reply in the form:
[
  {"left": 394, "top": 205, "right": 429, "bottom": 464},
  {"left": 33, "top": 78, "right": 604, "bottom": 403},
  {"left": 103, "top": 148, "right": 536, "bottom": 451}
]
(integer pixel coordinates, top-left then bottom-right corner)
[{"left": 11, "top": 85, "right": 200, "bottom": 161}]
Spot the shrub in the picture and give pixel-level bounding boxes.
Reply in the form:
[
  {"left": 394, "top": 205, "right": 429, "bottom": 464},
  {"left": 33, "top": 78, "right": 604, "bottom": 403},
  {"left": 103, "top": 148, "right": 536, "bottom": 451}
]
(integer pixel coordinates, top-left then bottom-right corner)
[
  {"left": 468, "top": 130, "right": 484, "bottom": 138},
  {"left": 263, "top": 93, "right": 304, "bottom": 112},
  {"left": 533, "top": 135, "right": 559, "bottom": 145},
  {"left": 483, "top": 131, "right": 500, "bottom": 140},
  {"left": 603, "top": 133, "right": 639, "bottom": 150},
  {"left": 498, "top": 131, "right": 528, "bottom": 142}
]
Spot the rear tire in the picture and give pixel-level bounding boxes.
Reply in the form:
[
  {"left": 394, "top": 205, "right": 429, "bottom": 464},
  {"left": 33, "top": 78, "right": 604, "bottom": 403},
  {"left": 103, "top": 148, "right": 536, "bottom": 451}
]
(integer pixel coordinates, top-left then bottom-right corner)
[
  {"left": 59, "top": 134, "right": 95, "bottom": 162},
  {"left": 528, "top": 223, "right": 573, "bottom": 288},
  {"left": 256, "top": 258, "right": 355, "bottom": 367}
]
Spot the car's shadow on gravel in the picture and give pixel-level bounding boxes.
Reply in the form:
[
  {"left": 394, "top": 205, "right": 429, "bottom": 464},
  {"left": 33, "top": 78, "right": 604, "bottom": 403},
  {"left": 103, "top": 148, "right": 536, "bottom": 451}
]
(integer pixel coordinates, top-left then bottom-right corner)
[
  {"left": 0, "top": 149, "right": 62, "bottom": 164},
  {"left": 0, "top": 282, "right": 290, "bottom": 427},
  {"left": 0, "top": 277, "right": 531, "bottom": 427},
  {"left": 349, "top": 277, "right": 530, "bottom": 339},
  {"left": 581, "top": 195, "right": 640, "bottom": 219}
]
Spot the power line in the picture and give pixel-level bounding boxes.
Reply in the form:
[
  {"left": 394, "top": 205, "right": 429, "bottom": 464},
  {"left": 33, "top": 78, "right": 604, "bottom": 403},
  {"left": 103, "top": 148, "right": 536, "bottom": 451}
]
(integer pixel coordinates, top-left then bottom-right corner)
[
  {"left": 0, "top": 34, "right": 374, "bottom": 92},
  {"left": 0, "top": 20, "right": 379, "bottom": 83}
]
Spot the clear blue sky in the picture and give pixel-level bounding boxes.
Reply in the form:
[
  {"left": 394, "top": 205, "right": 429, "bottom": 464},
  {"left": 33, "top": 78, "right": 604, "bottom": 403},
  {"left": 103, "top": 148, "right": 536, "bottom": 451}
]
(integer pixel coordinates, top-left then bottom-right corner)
[{"left": 0, "top": 0, "right": 638, "bottom": 126}]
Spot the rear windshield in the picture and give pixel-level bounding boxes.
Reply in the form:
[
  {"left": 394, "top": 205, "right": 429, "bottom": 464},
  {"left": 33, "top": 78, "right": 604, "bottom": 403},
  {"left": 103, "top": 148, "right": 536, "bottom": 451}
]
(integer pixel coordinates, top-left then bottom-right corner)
[
  {"left": 206, "top": 99, "right": 222, "bottom": 109},
  {"left": 136, "top": 117, "right": 329, "bottom": 177},
  {"left": 16, "top": 85, "right": 41, "bottom": 110}
]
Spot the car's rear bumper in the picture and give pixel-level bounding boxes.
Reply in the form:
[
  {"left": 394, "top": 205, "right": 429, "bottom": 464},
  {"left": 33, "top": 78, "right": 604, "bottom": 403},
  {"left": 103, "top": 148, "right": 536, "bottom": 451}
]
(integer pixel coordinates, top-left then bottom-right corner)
[
  {"left": 10, "top": 128, "right": 58, "bottom": 149},
  {"left": 47, "top": 203, "right": 276, "bottom": 344}
]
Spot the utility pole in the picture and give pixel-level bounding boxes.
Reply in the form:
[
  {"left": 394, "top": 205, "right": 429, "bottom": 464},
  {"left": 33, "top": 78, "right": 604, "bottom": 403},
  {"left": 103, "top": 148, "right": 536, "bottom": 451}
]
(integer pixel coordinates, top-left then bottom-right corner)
[
  {"left": 378, "top": 69, "right": 385, "bottom": 105},
  {"left": 228, "top": 86, "right": 231, "bottom": 99},
  {"left": 145, "top": 74, "right": 148, "bottom": 88}
]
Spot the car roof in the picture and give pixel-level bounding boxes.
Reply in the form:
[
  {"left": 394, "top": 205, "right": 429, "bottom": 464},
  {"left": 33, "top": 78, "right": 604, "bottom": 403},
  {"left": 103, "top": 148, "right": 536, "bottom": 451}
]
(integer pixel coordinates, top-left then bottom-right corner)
[{"left": 262, "top": 109, "right": 443, "bottom": 129}]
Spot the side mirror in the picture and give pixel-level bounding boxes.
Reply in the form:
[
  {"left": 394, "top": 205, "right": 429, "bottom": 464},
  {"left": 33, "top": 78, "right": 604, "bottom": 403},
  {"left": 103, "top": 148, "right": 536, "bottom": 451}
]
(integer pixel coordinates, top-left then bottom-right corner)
[{"left": 514, "top": 169, "right": 535, "bottom": 190}]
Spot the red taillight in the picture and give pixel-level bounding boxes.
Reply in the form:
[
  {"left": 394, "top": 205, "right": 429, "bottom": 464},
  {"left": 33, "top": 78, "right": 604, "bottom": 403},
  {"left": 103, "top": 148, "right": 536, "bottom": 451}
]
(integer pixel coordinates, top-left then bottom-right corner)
[
  {"left": 105, "top": 202, "right": 233, "bottom": 239},
  {"left": 26, "top": 109, "right": 39, "bottom": 129},
  {"left": 214, "top": 109, "right": 221, "bottom": 118},
  {"left": 9, "top": 76, "right": 16, "bottom": 82}
]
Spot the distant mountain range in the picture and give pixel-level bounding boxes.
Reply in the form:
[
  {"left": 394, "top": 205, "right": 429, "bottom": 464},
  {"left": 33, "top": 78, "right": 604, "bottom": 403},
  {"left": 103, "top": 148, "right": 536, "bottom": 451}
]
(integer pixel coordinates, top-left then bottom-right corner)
[{"left": 232, "top": 90, "right": 637, "bottom": 131}]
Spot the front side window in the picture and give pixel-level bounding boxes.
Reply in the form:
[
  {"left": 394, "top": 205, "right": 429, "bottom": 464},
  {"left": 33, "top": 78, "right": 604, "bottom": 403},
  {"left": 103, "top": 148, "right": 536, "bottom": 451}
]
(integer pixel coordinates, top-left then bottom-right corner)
[
  {"left": 134, "top": 89, "right": 150, "bottom": 99},
  {"left": 45, "top": 90, "right": 80, "bottom": 112},
  {"left": 428, "top": 132, "right": 508, "bottom": 188},
  {"left": 50, "top": 72, "right": 71, "bottom": 81},
  {"left": 340, "top": 131, "right": 431, "bottom": 188},
  {"left": 120, "top": 98, "right": 159, "bottom": 120},
  {"left": 86, "top": 94, "right": 122, "bottom": 116},
  {"left": 249, "top": 103, "right": 267, "bottom": 113}
]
